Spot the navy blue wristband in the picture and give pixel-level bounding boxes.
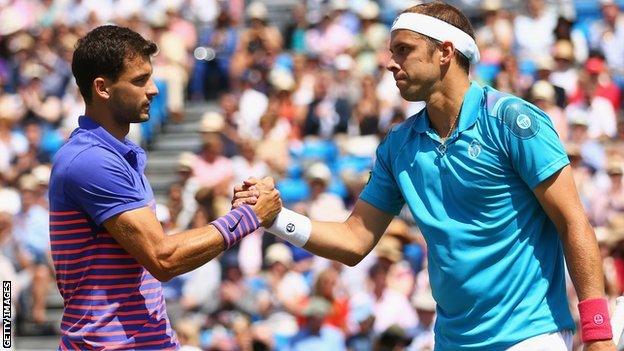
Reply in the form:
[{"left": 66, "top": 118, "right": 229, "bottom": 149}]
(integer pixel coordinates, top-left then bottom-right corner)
[{"left": 211, "top": 205, "right": 260, "bottom": 249}]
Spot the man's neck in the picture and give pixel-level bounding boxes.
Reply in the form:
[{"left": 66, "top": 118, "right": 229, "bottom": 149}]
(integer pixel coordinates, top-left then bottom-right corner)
[
  {"left": 426, "top": 76, "right": 471, "bottom": 138},
  {"left": 85, "top": 106, "right": 129, "bottom": 141}
]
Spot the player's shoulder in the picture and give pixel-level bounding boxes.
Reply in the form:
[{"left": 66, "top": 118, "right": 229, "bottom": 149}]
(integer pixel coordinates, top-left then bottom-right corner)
[
  {"left": 483, "top": 86, "right": 545, "bottom": 139},
  {"left": 54, "top": 132, "right": 126, "bottom": 178}
]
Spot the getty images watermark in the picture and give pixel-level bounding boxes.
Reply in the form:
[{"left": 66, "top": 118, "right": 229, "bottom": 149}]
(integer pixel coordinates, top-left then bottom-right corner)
[{"left": 2, "top": 281, "right": 10, "bottom": 349}]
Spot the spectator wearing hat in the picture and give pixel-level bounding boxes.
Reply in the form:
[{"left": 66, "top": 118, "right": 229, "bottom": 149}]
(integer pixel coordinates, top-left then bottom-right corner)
[
  {"left": 407, "top": 289, "right": 436, "bottom": 351},
  {"left": 550, "top": 40, "right": 578, "bottom": 97},
  {"left": 246, "top": 243, "right": 309, "bottom": 320},
  {"left": 533, "top": 56, "right": 567, "bottom": 108},
  {"left": 530, "top": 80, "right": 568, "bottom": 140},
  {"left": 589, "top": 0, "right": 624, "bottom": 81},
  {"left": 231, "top": 138, "right": 270, "bottom": 190},
  {"left": 566, "top": 141, "right": 600, "bottom": 215},
  {"left": 13, "top": 173, "right": 52, "bottom": 325},
  {"left": 304, "top": 162, "right": 349, "bottom": 222},
  {"left": 193, "top": 111, "right": 234, "bottom": 195},
  {"left": 570, "top": 57, "right": 621, "bottom": 111},
  {"left": 353, "top": 1, "right": 389, "bottom": 75},
  {"left": 289, "top": 296, "right": 346, "bottom": 351},
  {"left": 553, "top": 16, "right": 588, "bottom": 65},
  {"left": 167, "top": 152, "right": 201, "bottom": 231},
  {"left": 475, "top": 0, "right": 513, "bottom": 64},
  {"left": 199, "top": 110, "right": 238, "bottom": 157}
]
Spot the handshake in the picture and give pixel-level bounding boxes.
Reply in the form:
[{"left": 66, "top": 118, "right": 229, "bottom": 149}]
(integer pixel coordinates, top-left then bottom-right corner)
[{"left": 231, "top": 177, "right": 283, "bottom": 227}]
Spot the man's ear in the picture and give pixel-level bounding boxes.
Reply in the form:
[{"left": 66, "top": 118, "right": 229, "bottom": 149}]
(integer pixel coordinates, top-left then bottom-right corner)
[
  {"left": 439, "top": 41, "right": 455, "bottom": 65},
  {"left": 93, "top": 77, "right": 110, "bottom": 100}
]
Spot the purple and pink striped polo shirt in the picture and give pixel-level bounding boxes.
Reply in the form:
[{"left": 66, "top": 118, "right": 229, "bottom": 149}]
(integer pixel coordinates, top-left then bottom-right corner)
[{"left": 48, "top": 116, "right": 178, "bottom": 350}]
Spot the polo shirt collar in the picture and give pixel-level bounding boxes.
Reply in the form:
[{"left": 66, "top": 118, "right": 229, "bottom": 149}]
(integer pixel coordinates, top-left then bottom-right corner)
[
  {"left": 78, "top": 116, "right": 133, "bottom": 157},
  {"left": 456, "top": 81, "right": 483, "bottom": 133},
  {"left": 412, "top": 81, "right": 484, "bottom": 135}
]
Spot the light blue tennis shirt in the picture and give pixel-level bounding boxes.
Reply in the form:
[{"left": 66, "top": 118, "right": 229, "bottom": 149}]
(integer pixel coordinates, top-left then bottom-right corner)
[{"left": 360, "top": 82, "right": 575, "bottom": 350}]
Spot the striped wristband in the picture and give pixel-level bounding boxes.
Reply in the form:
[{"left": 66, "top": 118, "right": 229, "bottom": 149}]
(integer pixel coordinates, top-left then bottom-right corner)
[
  {"left": 211, "top": 205, "right": 260, "bottom": 250},
  {"left": 578, "top": 297, "right": 612, "bottom": 343}
]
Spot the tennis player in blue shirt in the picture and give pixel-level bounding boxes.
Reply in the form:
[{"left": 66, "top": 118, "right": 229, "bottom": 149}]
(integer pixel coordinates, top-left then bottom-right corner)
[{"left": 234, "top": 2, "right": 615, "bottom": 350}]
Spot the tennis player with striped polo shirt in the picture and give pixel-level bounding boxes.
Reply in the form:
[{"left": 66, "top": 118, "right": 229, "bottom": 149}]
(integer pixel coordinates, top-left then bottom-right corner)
[
  {"left": 233, "top": 3, "right": 615, "bottom": 350},
  {"left": 48, "top": 25, "right": 281, "bottom": 350}
]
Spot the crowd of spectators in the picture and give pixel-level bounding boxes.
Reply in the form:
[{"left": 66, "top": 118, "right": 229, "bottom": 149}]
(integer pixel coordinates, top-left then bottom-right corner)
[{"left": 1, "top": 0, "right": 624, "bottom": 350}]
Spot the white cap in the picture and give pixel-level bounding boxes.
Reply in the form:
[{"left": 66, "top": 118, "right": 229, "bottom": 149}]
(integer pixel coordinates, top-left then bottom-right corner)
[
  {"left": 305, "top": 162, "right": 332, "bottom": 184},
  {"left": 247, "top": 1, "right": 268, "bottom": 20},
  {"left": 334, "top": 53, "right": 355, "bottom": 71},
  {"left": 199, "top": 111, "right": 225, "bottom": 133},
  {"left": 265, "top": 243, "right": 293, "bottom": 265}
]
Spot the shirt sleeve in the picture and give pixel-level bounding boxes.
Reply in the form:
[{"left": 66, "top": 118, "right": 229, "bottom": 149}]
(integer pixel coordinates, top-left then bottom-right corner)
[
  {"left": 64, "top": 147, "right": 150, "bottom": 225},
  {"left": 499, "top": 98, "right": 570, "bottom": 189},
  {"left": 359, "top": 133, "right": 405, "bottom": 215}
]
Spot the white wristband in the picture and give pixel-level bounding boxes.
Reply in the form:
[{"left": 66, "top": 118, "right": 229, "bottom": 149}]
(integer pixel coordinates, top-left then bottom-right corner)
[{"left": 266, "top": 208, "right": 311, "bottom": 247}]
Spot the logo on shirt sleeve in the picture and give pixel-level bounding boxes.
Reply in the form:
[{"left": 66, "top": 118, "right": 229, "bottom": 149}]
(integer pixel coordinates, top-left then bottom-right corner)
[{"left": 501, "top": 101, "right": 541, "bottom": 139}]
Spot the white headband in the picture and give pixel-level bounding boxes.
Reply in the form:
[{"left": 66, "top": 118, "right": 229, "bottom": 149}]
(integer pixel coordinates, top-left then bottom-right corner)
[{"left": 391, "top": 13, "right": 480, "bottom": 64}]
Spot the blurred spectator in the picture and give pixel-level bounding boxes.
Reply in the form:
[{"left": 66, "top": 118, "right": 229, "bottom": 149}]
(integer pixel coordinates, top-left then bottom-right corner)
[
  {"left": 191, "top": 9, "right": 239, "bottom": 100},
  {"left": 230, "top": 1, "right": 282, "bottom": 80},
  {"left": 193, "top": 122, "right": 234, "bottom": 197},
  {"left": 407, "top": 289, "right": 436, "bottom": 351},
  {"left": 238, "top": 69, "right": 269, "bottom": 140},
  {"left": 592, "top": 161, "right": 624, "bottom": 226},
  {"left": 550, "top": 40, "right": 578, "bottom": 97},
  {"left": 553, "top": 16, "right": 588, "bottom": 64},
  {"left": 305, "top": 7, "right": 354, "bottom": 66},
  {"left": 283, "top": 3, "right": 308, "bottom": 53},
  {"left": 13, "top": 173, "right": 51, "bottom": 325},
  {"left": 175, "top": 319, "right": 203, "bottom": 351},
  {"left": 534, "top": 55, "right": 567, "bottom": 108},
  {"left": 373, "top": 324, "right": 413, "bottom": 351},
  {"left": 346, "top": 295, "right": 376, "bottom": 351},
  {"left": 302, "top": 70, "right": 350, "bottom": 138},
  {"left": 353, "top": 1, "right": 389, "bottom": 75},
  {"left": 570, "top": 56, "right": 621, "bottom": 111},
  {"left": 529, "top": 80, "right": 568, "bottom": 140},
  {"left": 513, "top": 0, "right": 557, "bottom": 62},
  {"left": 289, "top": 296, "right": 346, "bottom": 351},
  {"left": 304, "top": 162, "right": 349, "bottom": 222},
  {"left": 589, "top": 0, "right": 624, "bottom": 82},
  {"left": 565, "top": 71, "right": 617, "bottom": 140},
  {"left": 475, "top": 0, "right": 513, "bottom": 64},
  {"left": 310, "top": 267, "right": 350, "bottom": 332}
]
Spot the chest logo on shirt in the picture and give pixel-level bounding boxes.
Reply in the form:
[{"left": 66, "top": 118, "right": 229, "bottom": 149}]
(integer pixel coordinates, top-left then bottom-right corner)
[{"left": 468, "top": 140, "right": 482, "bottom": 158}]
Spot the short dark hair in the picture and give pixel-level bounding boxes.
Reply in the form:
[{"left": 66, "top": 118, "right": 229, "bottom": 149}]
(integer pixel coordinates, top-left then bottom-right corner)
[
  {"left": 403, "top": 1, "right": 476, "bottom": 74},
  {"left": 71, "top": 25, "right": 158, "bottom": 103}
]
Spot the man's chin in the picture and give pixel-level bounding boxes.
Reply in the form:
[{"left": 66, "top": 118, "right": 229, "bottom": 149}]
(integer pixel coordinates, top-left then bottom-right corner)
[{"left": 131, "top": 113, "right": 150, "bottom": 123}]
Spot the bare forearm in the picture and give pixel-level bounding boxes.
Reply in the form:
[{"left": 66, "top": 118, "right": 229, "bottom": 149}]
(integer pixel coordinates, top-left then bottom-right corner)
[
  {"left": 156, "top": 226, "right": 225, "bottom": 280},
  {"left": 561, "top": 220, "right": 606, "bottom": 300},
  {"left": 304, "top": 219, "right": 376, "bottom": 266}
]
